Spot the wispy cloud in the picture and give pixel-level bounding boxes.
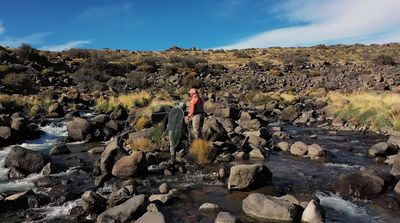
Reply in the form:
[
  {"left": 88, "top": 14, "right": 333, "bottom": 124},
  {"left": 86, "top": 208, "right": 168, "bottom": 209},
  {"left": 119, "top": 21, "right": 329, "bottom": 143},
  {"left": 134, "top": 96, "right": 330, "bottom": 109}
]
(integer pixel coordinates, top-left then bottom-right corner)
[
  {"left": 0, "top": 32, "right": 49, "bottom": 47},
  {"left": 217, "top": 0, "right": 400, "bottom": 49},
  {"left": 41, "top": 40, "right": 91, "bottom": 51},
  {"left": 75, "top": 2, "right": 132, "bottom": 22},
  {"left": 0, "top": 21, "right": 5, "bottom": 35}
]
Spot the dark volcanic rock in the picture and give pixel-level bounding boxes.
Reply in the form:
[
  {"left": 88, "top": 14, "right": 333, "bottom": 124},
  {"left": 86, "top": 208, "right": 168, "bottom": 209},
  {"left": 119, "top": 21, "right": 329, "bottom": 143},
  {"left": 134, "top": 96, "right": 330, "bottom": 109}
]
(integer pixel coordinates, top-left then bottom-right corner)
[
  {"left": 67, "top": 117, "right": 92, "bottom": 141},
  {"left": 5, "top": 146, "right": 50, "bottom": 174},
  {"left": 228, "top": 164, "right": 272, "bottom": 190},
  {"left": 334, "top": 172, "right": 384, "bottom": 199}
]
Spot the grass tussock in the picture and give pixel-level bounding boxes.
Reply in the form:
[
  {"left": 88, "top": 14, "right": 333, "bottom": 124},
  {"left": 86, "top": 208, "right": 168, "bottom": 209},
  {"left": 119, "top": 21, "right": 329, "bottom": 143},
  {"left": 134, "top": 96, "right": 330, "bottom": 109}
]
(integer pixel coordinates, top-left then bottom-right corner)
[
  {"left": 128, "top": 137, "right": 152, "bottom": 151},
  {"left": 95, "top": 91, "right": 151, "bottom": 112},
  {"left": 190, "top": 139, "right": 212, "bottom": 165},
  {"left": 328, "top": 91, "right": 400, "bottom": 130},
  {"left": 134, "top": 116, "right": 151, "bottom": 131}
]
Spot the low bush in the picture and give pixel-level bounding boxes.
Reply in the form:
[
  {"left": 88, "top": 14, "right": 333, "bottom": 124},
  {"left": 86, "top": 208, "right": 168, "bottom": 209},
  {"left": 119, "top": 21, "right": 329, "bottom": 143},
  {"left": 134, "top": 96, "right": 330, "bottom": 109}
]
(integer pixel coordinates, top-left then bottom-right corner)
[
  {"left": 373, "top": 54, "right": 396, "bottom": 66},
  {"left": 129, "top": 137, "right": 152, "bottom": 151},
  {"left": 1, "top": 73, "right": 37, "bottom": 95}
]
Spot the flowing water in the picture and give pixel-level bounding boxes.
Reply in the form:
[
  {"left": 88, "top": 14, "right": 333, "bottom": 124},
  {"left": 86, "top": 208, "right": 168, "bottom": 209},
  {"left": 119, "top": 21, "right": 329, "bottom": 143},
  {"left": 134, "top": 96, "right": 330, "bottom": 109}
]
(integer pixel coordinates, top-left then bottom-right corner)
[{"left": 0, "top": 120, "right": 399, "bottom": 223}]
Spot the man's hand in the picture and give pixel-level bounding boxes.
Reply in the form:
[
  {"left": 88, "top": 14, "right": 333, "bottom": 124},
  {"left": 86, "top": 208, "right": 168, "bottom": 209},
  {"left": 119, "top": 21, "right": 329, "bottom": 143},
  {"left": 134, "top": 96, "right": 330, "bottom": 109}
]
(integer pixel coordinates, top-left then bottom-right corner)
[{"left": 184, "top": 116, "right": 190, "bottom": 124}]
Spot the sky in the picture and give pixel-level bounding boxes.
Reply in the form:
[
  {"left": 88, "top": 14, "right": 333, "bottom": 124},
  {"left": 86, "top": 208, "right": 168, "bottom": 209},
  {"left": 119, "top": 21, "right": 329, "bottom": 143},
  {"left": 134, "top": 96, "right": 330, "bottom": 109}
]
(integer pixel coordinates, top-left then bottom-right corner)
[{"left": 0, "top": 0, "right": 399, "bottom": 51}]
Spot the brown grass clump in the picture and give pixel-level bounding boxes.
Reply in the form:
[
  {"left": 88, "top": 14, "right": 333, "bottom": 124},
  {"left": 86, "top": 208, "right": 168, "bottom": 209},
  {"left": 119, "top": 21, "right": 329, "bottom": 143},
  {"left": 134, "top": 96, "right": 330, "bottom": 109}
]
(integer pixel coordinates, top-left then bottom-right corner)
[
  {"left": 95, "top": 91, "right": 152, "bottom": 112},
  {"left": 190, "top": 139, "right": 212, "bottom": 165},
  {"left": 134, "top": 117, "right": 151, "bottom": 131},
  {"left": 129, "top": 137, "right": 152, "bottom": 151}
]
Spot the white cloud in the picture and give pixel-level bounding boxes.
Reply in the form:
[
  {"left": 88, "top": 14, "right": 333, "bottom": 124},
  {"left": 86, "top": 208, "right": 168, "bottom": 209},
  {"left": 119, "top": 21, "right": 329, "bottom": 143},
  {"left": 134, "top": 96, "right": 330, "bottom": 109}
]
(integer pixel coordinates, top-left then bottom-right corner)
[
  {"left": 75, "top": 3, "right": 132, "bottom": 22},
  {"left": 0, "top": 21, "right": 5, "bottom": 35},
  {"left": 217, "top": 0, "right": 400, "bottom": 49},
  {"left": 0, "top": 32, "right": 48, "bottom": 47},
  {"left": 41, "top": 40, "right": 91, "bottom": 51}
]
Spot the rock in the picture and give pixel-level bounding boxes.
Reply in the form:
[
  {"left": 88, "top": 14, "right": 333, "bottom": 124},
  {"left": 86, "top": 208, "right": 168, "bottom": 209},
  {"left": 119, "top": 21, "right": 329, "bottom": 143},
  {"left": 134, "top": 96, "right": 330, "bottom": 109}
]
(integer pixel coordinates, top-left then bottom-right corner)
[
  {"left": 228, "top": 164, "right": 272, "bottom": 190},
  {"left": 82, "top": 191, "right": 107, "bottom": 214},
  {"left": 232, "top": 151, "right": 247, "bottom": 161},
  {"left": 112, "top": 151, "right": 147, "bottom": 178},
  {"left": 92, "top": 114, "right": 110, "bottom": 124},
  {"left": 88, "top": 146, "right": 105, "bottom": 155},
  {"left": 307, "top": 144, "right": 326, "bottom": 159},
  {"left": 331, "top": 117, "right": 343, "bottom": 127},
  {"left": 5, "top": 146, "right": 50, "bottom": 173},
  {"left": 387, "top": 135, "right": 400, "bottom": 151},
  {"left": 375, "top": 194, "right": 400, "bottom": 210},
  {"left": 293, "top": 111, "right": 313, "bottom": 126},
  {"left": 394, "top": 181, "right": 400, "bottom": 201},
  {"left": 245, "top": 135, "right": 267, "bottom": 148},
  {"left": 242, "top": 193, "right": 300, "bottom": 222},
  {"left": 97, "top": 194, "right": 145, "bottom": 223},
  {"left": 0, "top": 126, "right": 13, "bottom": 145},
  {"left": 5, "top": 190, "right": 34, "bottom": 210},
  {"left": 334, "top": 172, "right": 384, "bottom": 199},
  {"left": 249, "top": 147, "right": 267, "bottom": 160},
  {"left": 240, "top": 111, "right": 257, "bottom": 121},
  {"left": 159, "top": 183, "right": 168, "bottom": 194},
  {"left": 147, "top": 203, "right": 161, "bottom": 212},
  {"left": 65, "top": 111, "right": 80, "bottom": 121},
  {"left": 214, "top": 107, "right": 240, "bottom": 120},
  {"left": 110, "top": 107, "right": 128, "bottom": 120},
  {"left": 67, "top": 117, "right": 92, "bottom": 141},
  {"left": 95, "top": 173, "right": 112, "bottom": 187},
  {"left": 48, "top": 102, "right": 64, "bottom": 115},
  {"left": 315, "top": 98, "right": 327, "bottom": 109},
  {"left": 41, "top": 162, "right": 64, "bottom": 176},
  {"left": 301, "top": 200, "right": 325, "bottom": 223},
  {"left": 134, "top": 212, "right": 166, "bottom": 223},
  {"left": 100, "top": 139, "right": 126, "bottom": 174},
  {"left": 276, "top": 141, "right": 290, "bottom": 152},
  {"left": 49, "top": 144, "right": 71, "bottom": 155},
  {"left": 368, "top": 142, "right": 390, "bottom": 157},
  {"left": 11, "top": 117, "right": 27, "bottom": 132},
  {"left": 199, "top": 203, "right": 220, "bottom": 212},
  {"left": 8, "top": 166, "right": 26, "bottom": 179},
  {"left": 108, "top": 185, "right": 136, "bottom": 207},
  {"left": 281, "top": 105, "right": 298, "bottom": 122},
  {"left": 386, "top": 154, "right": 400, "bottom": 176},
  {"left": 149, "top": 190, "right": 175, "bottom": 204},
  {"left": 214, "top": 212, "right": 237, "bottom": 223},
  {"left": 290, "top": 141, "right": 308, "bottom": 156}
]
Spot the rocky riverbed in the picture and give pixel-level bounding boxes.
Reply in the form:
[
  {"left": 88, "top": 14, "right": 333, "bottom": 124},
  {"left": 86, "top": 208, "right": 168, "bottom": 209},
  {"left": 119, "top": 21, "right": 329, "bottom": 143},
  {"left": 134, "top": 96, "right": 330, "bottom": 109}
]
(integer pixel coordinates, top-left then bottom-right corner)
[{"left": 0, "top": 108, "right": 399, "bottom": 222}]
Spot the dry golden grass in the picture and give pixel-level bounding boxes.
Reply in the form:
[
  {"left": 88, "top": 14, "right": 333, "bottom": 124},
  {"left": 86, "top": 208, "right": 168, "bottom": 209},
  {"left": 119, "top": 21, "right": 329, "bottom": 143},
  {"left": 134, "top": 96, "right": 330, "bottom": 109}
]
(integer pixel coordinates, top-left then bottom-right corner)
[
  {"left": 134, "top": 116, "right": 151, "bottom": 131},
  {"left": 128, "top": 137, "right": 152, "bottom": 151},
  {"left": 328, "top": 91, "right": 400, "bottom": 130},
  {"left": 137, "top": 98, "right": 175, "bottom": 118},
  {"left": 95, "top": 91, "right": 152, "bottom": 112},
  {"left": 190, "top": 139, "right": 212, "bottom": 165}
]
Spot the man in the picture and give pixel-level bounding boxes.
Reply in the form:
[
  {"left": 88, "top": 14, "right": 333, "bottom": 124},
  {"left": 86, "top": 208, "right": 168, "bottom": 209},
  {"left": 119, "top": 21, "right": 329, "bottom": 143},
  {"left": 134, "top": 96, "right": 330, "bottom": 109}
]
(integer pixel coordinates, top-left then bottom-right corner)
[
  {"left": 185, "top": 88, "right": 205, "bottom": 139},
  {"left": 166, "top": 102, "right": 187, "bottom": 162}
]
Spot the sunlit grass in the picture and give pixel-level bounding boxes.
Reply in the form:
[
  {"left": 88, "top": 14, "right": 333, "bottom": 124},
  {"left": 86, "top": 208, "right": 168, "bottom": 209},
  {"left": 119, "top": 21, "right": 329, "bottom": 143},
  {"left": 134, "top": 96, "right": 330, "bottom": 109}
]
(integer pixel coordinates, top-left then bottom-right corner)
[
  {"left": 190, "top": 139, "right": 212, "bottom": 165},
  {"left": 95, "top": 91, "right": 152, "bottom": 112},
  {"left": 245, "top": 91, "right": 296, "bottom": 106},
  {"left": 328, "top": 91, "right": 400, "bottom": 130}
]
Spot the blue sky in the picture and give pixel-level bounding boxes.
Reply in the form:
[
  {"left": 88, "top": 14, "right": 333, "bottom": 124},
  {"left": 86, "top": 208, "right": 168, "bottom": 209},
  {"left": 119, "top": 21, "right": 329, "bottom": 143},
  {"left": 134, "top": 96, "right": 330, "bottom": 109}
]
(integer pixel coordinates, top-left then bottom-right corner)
[{"left": 0, "top": 0, "right": 399, "bottom": 51}]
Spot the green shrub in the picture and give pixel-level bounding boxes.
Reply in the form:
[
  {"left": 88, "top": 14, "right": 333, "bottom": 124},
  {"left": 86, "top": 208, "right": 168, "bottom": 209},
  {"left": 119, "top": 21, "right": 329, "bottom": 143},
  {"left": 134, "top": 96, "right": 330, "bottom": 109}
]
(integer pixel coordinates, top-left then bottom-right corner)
[
  {"left": 1, "top": 73, "right": 37, "bottom": 95},
  {"left": 374, "top": 54, "right": 396, "bottom": 66}
]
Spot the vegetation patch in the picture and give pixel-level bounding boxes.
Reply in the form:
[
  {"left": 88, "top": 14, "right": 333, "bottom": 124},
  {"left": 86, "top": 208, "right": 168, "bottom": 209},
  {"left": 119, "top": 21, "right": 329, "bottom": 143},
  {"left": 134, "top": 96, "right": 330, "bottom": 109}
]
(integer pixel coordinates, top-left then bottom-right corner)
[{"left": 190, "top": 139, "right": 212, "bottom": 165}]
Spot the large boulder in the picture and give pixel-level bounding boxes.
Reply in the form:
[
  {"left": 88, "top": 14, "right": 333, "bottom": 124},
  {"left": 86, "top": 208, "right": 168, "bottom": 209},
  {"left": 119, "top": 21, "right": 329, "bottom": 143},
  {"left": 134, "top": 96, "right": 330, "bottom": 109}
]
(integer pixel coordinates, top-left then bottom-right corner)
[
  {"left": 112, "top": 151, "right": 147, "bottom": 178},
  {"left": 228, "top": 164, "right": 272, "bottom": 190},
  {"left": 386, "top": 154, "right": 400, "bottom": 176},
  {"left": 100, "top": 139, "right": 126, "bottom": 174},
  {"left": 334, "top": 172, "right": 384, "bottom": 199},
  {"left": 307, "top": 144, "right": 326, "bottom": 159},
  {"left": 5, "top": 146, "right": 50, "bottom": 174},
  {"left": 82, "top": 190, "right": 107, "bottom": 214},
  {"left": 203, "top": 117, "right": 228, "bottom": 142},
  {"left": 301, "top": 200, "right": 325, "bottom": 223},
  {"left": 214, "top": 106, "right": 240, "bottom": 120},
  {"left": 368, "top": 142, "right": 390, "bottom": 157},
  {"left": 67, "top": 117, "right": 92, "bottom": 141},
  {"left": 281, "top": 105, "right": 298, "bottom": 122},
  {"left": 387, "top": 135, "right": 400, "bottom": 151},
  {"left": 242, "top": 193, "right": 301, "bottom": 222},
  {"left": 394, "top": 181, "right": 400, "bottom": 201},
  {"left": 290, "top": 141, "right": 308, "bottom": 156},
  {"left": 97, "top": 194, "right": 145, "bottom": 223},
  {"left": 0, "top": 126, "right": 13, "bottom": 146},
  {"left": 134, "top": 212, "right": 165, "bottom": 223},
  {"left": 49, "top": 144, "right": 71, "bottom": 155}
]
